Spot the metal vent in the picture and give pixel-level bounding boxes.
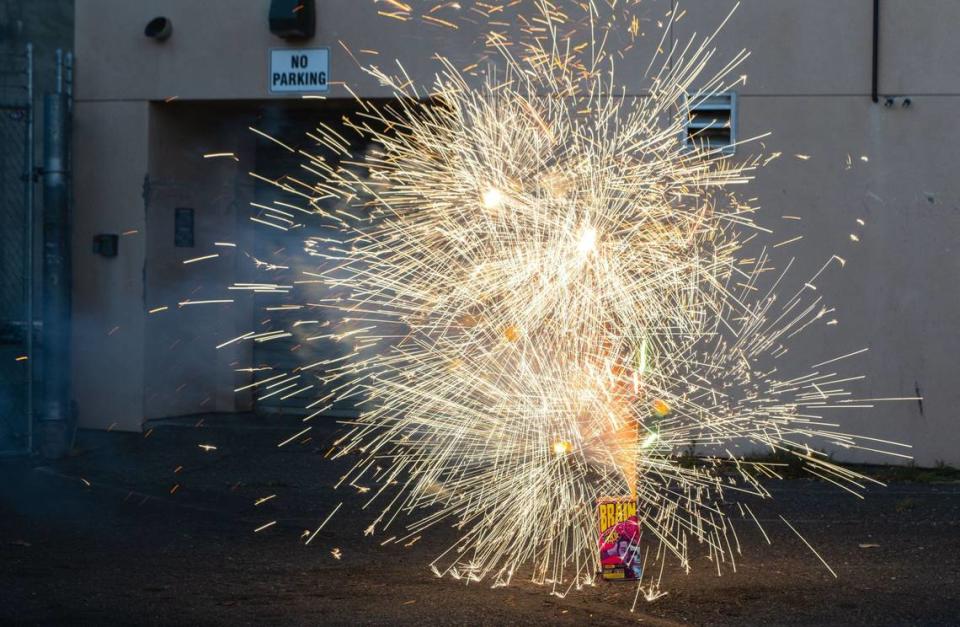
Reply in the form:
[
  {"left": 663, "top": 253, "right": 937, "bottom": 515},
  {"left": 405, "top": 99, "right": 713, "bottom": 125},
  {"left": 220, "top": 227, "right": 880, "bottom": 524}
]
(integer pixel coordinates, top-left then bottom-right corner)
[{"left": 683, "top": 92, "right": 736, "bottom": 154}]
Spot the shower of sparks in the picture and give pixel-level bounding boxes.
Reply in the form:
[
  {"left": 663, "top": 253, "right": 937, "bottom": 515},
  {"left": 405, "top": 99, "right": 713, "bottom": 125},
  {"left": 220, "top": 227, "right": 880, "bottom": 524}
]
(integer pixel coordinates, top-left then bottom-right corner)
[{"left": 221, "top": 0, "right": 916, "bottom": 605}]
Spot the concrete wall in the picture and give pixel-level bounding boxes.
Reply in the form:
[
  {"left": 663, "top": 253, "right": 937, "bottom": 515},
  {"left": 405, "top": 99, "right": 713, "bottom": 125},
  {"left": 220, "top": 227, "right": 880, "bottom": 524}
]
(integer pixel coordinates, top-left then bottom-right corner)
[
  {"left": 683, "top": 0, "right": 960, "bottom": 466},
  {"left": 73, "top": 1, "right": 960, "bottom": 465},
  {"left": 738, "top": 95, "right": 960, "bottom": 466},
  {"left": 74, "top": 0, "right": 667, "bottom": 101},
  {"left": 71, "top": 100, "right": 148, "bottom": 430},
  {"left": 143, "top": 103, "right": 257, "bottom": 419}
]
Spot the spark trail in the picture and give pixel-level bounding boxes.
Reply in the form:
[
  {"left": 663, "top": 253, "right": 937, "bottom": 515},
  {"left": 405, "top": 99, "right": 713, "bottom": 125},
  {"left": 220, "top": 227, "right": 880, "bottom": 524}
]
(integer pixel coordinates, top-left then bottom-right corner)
[{"left": 234, "top": 0, "right": 912, "bottom": 604}]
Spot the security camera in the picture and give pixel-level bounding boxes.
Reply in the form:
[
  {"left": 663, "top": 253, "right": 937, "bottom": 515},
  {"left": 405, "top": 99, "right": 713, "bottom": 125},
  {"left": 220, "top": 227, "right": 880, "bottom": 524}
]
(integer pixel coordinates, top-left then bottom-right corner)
[
  {"left": 902, "top": 98, "right": 912, "bottom": 108},
  {"left": 884, "top": 97, "right": 895, "bottom": 108}
]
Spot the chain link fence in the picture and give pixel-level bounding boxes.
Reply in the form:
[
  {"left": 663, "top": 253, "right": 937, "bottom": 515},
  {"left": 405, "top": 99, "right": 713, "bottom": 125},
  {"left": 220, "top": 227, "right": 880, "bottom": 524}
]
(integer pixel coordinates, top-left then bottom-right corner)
[{"left": 0, "top": 45, "right": 33, "bottom": 454}]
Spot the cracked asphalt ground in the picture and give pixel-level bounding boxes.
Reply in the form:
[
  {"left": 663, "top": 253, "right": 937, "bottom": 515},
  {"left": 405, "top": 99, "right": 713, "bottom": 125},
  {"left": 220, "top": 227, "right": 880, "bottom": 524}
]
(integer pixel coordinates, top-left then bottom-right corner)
[{"left": 2, "top": 417, "right": 959, "bottom": 626}]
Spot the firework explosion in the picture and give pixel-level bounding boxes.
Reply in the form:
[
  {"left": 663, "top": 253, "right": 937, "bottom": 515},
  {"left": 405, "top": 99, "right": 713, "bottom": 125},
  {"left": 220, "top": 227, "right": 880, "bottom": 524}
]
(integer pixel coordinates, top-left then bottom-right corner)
[{"left": 238, "top": 0, "right": 911, "bottom": 605}]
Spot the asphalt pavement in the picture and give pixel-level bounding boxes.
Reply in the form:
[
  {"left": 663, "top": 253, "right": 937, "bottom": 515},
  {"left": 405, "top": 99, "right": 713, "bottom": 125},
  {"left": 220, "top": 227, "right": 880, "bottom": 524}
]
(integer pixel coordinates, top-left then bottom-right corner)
[{"left": 2, "top": 417, "right": 958, "bottom": 625}]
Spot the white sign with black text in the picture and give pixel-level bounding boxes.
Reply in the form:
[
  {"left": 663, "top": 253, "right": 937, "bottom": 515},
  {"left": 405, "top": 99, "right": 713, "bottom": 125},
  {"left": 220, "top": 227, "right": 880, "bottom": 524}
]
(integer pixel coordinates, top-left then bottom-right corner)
[{"left": 269, "top": 48, "right": 329, "bottom": 93}]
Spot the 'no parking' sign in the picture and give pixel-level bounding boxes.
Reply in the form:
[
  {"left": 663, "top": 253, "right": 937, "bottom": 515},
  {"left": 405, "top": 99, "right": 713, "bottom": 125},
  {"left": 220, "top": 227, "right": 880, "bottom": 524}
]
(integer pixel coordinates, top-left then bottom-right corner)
[{"left": 269, "top": 48, "right": 329, "bottom": 93}]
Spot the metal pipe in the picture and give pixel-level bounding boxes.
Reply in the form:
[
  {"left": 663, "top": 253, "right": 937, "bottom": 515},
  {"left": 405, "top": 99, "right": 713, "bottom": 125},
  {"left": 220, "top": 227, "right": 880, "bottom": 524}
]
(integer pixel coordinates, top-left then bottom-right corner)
[
  {"left": 39, "top": 92, "right": 71, "bottom": 458},
  {"left": 55, "top": 49, "right": 63, "bottom": 94},
  {"left": 872, "top": 0, "right": 879, "bottom": 103},
  {"left": 24, "top": 43, "right": 35, "bottom": 454},
  {"left": 65, "top": 51, "right": 74, "bottom": 113}
]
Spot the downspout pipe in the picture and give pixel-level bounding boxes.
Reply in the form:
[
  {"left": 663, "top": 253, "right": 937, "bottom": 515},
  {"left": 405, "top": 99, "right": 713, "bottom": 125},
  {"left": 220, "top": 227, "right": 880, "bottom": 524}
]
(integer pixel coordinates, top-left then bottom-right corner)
[
  {"left": 39, "top": 92, "right": 72, "bottom": 459},
  {"left": 872, "top": 0, "right": 880, "bottom": 103}
]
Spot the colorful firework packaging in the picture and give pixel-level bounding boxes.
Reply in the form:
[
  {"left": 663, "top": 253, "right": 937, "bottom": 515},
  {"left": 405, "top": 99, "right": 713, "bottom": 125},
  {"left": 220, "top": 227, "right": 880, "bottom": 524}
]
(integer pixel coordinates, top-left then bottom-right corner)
[{"left": 597, "top": 497, "right": 643, "bottom": 581}]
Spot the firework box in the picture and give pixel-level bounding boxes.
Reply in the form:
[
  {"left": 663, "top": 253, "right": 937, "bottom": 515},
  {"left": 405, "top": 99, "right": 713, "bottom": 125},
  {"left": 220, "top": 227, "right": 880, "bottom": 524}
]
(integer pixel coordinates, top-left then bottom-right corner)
[{"left": 597, "top": 496, "right": 643, "bottom": 581}]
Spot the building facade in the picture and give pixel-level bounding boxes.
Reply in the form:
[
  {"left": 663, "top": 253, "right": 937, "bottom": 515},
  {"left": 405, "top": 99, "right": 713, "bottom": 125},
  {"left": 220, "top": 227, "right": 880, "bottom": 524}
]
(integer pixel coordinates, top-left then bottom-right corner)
[{"left": 72, "top": 1, "right": 960, "bottom": 465}]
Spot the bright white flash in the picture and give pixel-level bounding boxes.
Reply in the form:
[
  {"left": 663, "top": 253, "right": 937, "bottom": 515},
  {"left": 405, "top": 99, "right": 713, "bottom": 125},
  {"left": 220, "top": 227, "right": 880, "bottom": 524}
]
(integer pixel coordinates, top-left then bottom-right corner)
[
  {"left": 482, "top": 187, "right": 503, "bottom": 209},
  {"left": 577, "top": 225, "right": 597, "bottom": 257}
]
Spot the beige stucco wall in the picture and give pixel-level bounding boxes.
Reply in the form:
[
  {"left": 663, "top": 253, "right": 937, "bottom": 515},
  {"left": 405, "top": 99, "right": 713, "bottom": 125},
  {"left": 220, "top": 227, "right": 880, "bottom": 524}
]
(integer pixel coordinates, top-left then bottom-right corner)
[
  {"left": 143, "top": 103, "right": 257, "bottom": 419},
  {"left": 679, "top": 0, "right": 960, "bottom": 96},
  {"left": 737, "top": 95, "right": 960, "bottom": 466},
  {"left": 74, "top": 0, "right": 669, "bottom": 101},
  {"left": 71, "top": 100, "right": 148, "bottom": 430},
  {"left": 73, "top": 1, "right": 960, "bottom": 465}
]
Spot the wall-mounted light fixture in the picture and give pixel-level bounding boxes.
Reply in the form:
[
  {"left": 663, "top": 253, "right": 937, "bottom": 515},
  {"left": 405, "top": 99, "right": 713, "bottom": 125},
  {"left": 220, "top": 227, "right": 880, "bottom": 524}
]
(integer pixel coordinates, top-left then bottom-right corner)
[
  {"left": 145, "top": 16, "right": 173, "bottom": 42},
  {"left": 269, "top": 0, "right": 316, "bottom": 40}
]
